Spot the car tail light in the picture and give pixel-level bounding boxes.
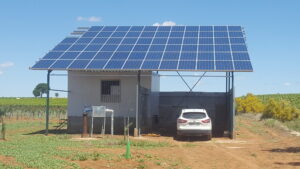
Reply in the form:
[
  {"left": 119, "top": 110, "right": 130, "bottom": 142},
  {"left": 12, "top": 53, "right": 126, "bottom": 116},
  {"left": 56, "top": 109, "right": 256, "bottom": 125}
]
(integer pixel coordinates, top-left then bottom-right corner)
[
  {"left": 202, "top": 119, "right": 211, "bottom": 123},
  {"left": 177, "top": 119, "right": 187, "bottom": 123}
]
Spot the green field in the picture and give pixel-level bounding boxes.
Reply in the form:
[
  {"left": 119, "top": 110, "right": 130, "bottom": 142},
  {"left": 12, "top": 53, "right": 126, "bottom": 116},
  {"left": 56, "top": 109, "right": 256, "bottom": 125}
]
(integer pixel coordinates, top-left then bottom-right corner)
[
  {"left": 1, "top": 94, "right": 299, "bottom": 108},
  {"left": 0, "top": 98, "right": 67, "bottom": 119},
  {"left": 0, "top": 120, "right": 174, "bottom": 169},
  {"left": 0, "top": 97, "right": 67, "bottom": 107},
  {"left": 256, "top": 93, "right": 300, "bottom": 109}
]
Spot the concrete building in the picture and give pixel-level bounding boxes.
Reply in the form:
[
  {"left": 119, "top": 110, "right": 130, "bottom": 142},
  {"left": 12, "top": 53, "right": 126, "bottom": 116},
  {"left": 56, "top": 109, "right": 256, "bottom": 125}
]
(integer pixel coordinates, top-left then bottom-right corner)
[{"left": 67, "top": 71, "right": 160, "bottom": 134}]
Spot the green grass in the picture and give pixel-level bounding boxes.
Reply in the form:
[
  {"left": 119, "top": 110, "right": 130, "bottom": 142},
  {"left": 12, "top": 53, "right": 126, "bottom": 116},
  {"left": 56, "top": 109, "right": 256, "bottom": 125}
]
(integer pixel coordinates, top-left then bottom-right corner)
[
  {"left": 263, "top": 118, "right": 284, "bottom": 129},
  {"left": 0, "top": 120, "right": 173, "bottom": 169},
  {"left": 241, "top": 114, "right": 300, "bottom": 133},
  {"left": 0, "top": 97, "right": 67, "bottom": 106},
  {"left": 0, "top": 163, "right": 23, "bottom": 169},
  {"left": 284, "top": 118, "right": 300, "bottom": 132},
  {"left": 256, "top": 93, "right": 300, "bottom": 109}
]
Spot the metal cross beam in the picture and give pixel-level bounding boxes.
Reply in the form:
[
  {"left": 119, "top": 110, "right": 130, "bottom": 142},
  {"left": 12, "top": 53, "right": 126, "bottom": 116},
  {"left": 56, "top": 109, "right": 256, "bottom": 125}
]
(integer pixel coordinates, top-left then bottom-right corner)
[
  {"left": 50, "top": 89, "right": 70, "bottom": 93},
  {"left": 176, "top": 71, "right": 207, "bottom": 92}
]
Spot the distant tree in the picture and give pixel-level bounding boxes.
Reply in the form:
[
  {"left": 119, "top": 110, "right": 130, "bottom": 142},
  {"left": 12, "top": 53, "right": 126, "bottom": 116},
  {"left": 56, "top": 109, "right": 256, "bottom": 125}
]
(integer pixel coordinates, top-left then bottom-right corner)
[
  {"left": 33, "top": 89, "right": 40, "bottom": 97},
  {"left": 55, "top": 93, "right": 59, "bottom": 98},
  {"left": 33, "top": 83, "right": 48, "bottom": 98}
]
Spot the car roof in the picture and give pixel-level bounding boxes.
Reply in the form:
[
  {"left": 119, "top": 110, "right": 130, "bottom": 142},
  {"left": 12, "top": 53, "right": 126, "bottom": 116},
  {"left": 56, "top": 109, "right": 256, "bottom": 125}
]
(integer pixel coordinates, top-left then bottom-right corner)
[{"left": 181, "top": 109, "right": 207, "bottom": 113}]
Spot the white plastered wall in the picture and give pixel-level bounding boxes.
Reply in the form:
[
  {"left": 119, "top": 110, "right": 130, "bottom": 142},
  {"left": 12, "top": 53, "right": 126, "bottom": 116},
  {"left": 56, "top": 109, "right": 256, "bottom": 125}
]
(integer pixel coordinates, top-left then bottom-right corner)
[{"left": 68, "top": 71, "right": 152, "bottom": 117}]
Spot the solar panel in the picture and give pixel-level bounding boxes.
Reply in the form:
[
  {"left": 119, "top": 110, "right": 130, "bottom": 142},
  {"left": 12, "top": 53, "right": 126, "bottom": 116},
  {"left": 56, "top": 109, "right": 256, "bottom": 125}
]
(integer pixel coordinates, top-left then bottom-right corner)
[{"left": 31, "top": 26, "right": 253, "bottom": 72}]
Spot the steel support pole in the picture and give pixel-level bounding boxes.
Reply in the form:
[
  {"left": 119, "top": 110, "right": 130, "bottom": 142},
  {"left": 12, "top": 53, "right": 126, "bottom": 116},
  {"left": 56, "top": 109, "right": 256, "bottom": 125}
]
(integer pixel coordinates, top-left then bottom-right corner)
[
  {"left": 225, "top": 72, "right": 228, "bottom": 135},
  {"left": 225, "top": 72, "right": 228, "bottom": 93},
  {"left": 45, "top": 70, "right": 52, "bottom": 136},
  {"left": 111, "top": 111, "right": 114, "bottom": 135},
  {"left": 135, "top": 71, "right": 141, "bottom": 137},
  {"left": 227, "top": 72, "right": 232, "bottom": 137},
  {"left": 231, "top": 72, "right": 236, "bottom": 139}
]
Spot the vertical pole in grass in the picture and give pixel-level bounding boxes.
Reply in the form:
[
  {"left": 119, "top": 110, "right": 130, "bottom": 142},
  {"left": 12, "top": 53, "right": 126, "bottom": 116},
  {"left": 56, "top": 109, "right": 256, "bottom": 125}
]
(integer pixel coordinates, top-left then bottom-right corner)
[
  {"left": 1, "top": 119, "right": 5, "bottom": 140},
  {"left": 0, "top": 115, "right": 5, "bottom": 140},
  {"left": 125, "top": 139, "right": 131, "bottom": 159},
  {"left": 124, "top": 116, "right": 131, "bottom": 159},
  {"left": 45, "top": 70, "right": 52, "bottom": 136}
]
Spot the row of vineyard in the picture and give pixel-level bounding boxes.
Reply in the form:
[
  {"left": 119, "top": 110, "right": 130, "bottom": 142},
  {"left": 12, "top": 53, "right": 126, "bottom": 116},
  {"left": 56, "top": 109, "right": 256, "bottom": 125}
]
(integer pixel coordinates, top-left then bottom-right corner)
[
  {"left": 0, "top": 97, "right": 67, "bottom": 119},
  {"left": 256, "top": 94, "right": 300, "bottom": 109}
]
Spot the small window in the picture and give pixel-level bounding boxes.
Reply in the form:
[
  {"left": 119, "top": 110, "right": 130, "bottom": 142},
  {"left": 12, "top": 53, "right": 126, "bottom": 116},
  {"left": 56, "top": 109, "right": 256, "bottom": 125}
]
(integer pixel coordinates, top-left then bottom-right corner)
[
  {"left": 101, "top": 80, "right": 121, "bottom": 103},
  {"left": 182, "top": 112, "right": 206, "bottom": 119}
]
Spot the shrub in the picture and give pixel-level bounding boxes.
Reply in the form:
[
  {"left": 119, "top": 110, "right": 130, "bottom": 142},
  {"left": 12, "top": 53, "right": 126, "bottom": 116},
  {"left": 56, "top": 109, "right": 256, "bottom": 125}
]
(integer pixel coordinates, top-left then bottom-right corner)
[
  {"left": 263, "top": 99, "right": 300, "bottom": 121},
  {"left": 236, "top": 93, "right": 265, "bottom": 113}
]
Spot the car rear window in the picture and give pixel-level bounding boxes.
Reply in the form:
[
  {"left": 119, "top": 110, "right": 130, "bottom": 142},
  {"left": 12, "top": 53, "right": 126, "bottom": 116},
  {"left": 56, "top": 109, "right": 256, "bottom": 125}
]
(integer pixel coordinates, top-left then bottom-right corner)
[{"left": 182, "top": 112, "right": 206, "bottom": 119}]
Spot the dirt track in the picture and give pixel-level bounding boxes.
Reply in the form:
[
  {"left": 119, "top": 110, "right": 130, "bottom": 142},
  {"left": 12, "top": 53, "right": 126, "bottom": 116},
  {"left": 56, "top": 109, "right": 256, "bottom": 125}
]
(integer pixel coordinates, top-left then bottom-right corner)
[
  {"left": 0, "top": 115, "right": 299, "bottom": 169},
  {"left": 75, "top": 115, "right": 300, "bottom": 169},
  {"left": 161, "top": 116, "right": 300, "bottom": 169}
]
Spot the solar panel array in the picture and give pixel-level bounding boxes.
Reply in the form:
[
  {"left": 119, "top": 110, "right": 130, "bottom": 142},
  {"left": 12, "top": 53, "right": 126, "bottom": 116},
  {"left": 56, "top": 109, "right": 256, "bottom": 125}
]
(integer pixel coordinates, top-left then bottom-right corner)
[{"left": 31, "top": 26, "right": 253, "bottom": 72}]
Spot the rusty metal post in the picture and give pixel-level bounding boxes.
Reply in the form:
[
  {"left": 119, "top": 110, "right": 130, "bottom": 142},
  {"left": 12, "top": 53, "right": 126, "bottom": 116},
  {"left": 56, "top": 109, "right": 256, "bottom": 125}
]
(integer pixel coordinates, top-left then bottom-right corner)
[{"left": 82, "top": 112, "right": 88, "bottom": 138}]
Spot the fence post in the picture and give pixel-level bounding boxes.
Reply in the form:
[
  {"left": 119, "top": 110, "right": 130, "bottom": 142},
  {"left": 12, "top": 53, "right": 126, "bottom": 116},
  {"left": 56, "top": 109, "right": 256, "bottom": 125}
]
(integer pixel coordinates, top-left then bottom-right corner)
[{"left": 0, "top": 116, "right": 6, "bottom": 140}]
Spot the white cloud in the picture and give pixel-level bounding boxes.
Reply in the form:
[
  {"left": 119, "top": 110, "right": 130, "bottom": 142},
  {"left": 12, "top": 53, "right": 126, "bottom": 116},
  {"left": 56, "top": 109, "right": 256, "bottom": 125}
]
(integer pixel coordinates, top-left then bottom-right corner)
[
  {"left": 0, "top": 61, "right": 14, "bottom": 75},
  {"left": 283, "top": 82, "right": 291, "bottom": 86},
  {"left": 0, "top": 61, "right": 14, "bottom": 68},
  {"left": 153, "top": 21, "right": 176, "bottom": 26},
  {"left": 77, "top": 16, "right": 102, "bottom": 22}
]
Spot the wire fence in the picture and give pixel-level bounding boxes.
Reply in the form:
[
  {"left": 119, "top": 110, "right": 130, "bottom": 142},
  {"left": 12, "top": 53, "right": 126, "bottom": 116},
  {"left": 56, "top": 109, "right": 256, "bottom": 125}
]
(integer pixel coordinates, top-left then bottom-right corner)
[{"left": 0, "top": 105, "right": 67, "bottom": 120}]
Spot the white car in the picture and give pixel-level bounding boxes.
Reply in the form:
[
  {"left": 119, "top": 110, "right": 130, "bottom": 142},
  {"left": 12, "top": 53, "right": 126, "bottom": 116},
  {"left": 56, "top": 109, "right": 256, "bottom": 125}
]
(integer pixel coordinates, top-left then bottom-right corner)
[{"left": 177, "top": 109, "right": 212, "bottom": 140}]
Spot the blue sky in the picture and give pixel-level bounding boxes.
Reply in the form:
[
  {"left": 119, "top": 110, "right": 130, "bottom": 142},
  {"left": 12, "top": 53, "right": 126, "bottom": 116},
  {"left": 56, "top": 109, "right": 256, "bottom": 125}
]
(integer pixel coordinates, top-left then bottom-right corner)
[{"left": 0, "top": 0, "right": 299, "bottom": 97}]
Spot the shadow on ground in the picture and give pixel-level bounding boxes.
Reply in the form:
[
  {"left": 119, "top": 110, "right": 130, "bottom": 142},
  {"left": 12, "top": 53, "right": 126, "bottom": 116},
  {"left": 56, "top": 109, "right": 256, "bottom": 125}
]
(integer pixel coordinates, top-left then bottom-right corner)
[
  {"left": 275, "top": 162, "right": 300, "bottom": 166},
  {"left": 264, "top": 147, "right": 300, "bottom": 153},
  {"left": 173, "top": 135, "right": 210, "bottom": 142},
  {"left": 24, "top": 129, "right": 67, "bottom": 135}
]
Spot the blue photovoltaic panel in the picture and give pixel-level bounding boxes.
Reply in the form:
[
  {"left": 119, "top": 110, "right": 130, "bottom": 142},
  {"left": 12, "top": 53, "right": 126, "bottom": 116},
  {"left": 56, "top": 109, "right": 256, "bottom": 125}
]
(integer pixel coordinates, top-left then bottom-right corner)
[
  {"left": 68, "top": 60, "right": 90, "bottom": 69},
  {"left": 178, "top": 61, "right": 196, "bottom": 70},
  {"left": 43, "top": 52, "right": 63, "bottom": 59},
  {"left": 197, "top": 61, "right": 214, "bottom": 70},
  {"left": 123, "top": 60, "right": 143, "bottom": 69},
  {"left": 50, "top": 60, "right": 72, "bottom": 69},
  {"left": 32, "top": 60, "right": 56, "bottom": 69},
  {"left": 160, "top": 61, "right": 178, "bottom": 69},
  {"left": 31, "top": 26, "right": 253, "bottom": 72},
  {"left": 86, "top": 60, "right": 107, "bottom": 69},
  {"left": 216, "top": 61, "right": 233, "bottom": 70}
]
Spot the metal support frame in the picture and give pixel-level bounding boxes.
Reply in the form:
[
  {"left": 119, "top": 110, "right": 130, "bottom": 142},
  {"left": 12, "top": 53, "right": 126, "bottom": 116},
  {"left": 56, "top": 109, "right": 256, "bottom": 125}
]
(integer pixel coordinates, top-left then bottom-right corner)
[
  {"left": 51, "top": 73, "right": 231, "bottom": 78},
  {"left": 225, "top": 71, "right": 236, "bottom": 139},
  {"left": 135, "top": 71, "right": 141, "bottom": 136},
  {"left": 44, "top": 70, "right": 236, "bottom": 139},
  {"left": 230, "top": 72, "right": 235, "bottom": 139},
  {"left": 176, "top": 71, "right": 206, "bottom": 92},
  {"left": 45, "top": 70, "right": 52, "bottom": 135},
  {"left": 175, "top": 71, "right": 207, "bottom": 108},
  {"left": 50, "top": 89, "right": 70, "bottom": 93}
]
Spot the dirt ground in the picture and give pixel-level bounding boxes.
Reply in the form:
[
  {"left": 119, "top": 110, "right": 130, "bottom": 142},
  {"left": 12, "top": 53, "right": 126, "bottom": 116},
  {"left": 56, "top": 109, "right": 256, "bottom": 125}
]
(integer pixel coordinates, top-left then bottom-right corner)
[
  {"left": 0, "top": 115, "right": 299, "bottom": 169},
  {"left": 76, "top": 115, "right": 300, "bottom": 169}
]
